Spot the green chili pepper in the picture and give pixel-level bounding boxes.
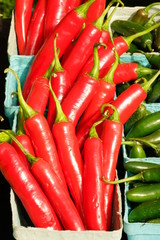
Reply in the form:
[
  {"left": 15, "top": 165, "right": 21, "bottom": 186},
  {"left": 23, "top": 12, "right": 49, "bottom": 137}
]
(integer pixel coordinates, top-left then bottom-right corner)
[
  {"left": 132, "top": 129, "right": 160, "bottom": 146},
  {"left": 128, "top": 198, "right": 160, "bottom": 223},
  {"left": 124, "top": 161, "right": 160, "bottom": 174},
  {"left": 154, "top": 25, "right": 160, "bottom": 52},
  {"left": 126, "top": 111, "right": 160, "bottom": 139},
  {"left": 147, "top": 80, "right": 160, "bottom": 103},
  {"left": 129, "top": 2, "right": 160, "bottom": 25},
  {"left": 103, "top": 167, "right": 160, "bottom": 184},
  {"left": 127, "top": 42, "right": 139, "bottom": 54},
  {"left": 127, "top": 183, "right": 160, "bottom": 203},
  {"left": 132, "top": 182, "right": 149, "bottom": 188},
  {"left": 121, "top": 140, "right": 146, "bottom": 158},
  {"left": 111, "top": 20, "right": 153, "bottom": 51},
  {"left": 124, "top": 103, "right": 147, "bottom": 134},
  {"left": 140, "top": 51, "right": 160, "bottom": 69},
  {"left": 147, "top": 218, "right": 160, "bottom": 223}
]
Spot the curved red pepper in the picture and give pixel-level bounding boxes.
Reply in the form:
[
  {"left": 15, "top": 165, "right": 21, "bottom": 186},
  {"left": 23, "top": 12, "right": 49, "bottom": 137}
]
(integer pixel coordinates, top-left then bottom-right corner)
[
  {"left": 79, "top": 23, "right": 160, "bottom": 79},
  {"left": 83, "top": 119, "right": 106, "bottom": 230},
  {"left": 76, "top": 37, "right": 119, "bottom": 149},
  {"left": 0, "top": 142, "right": 61, "bottom": 229},
  {"left": 62, "top": 4, "right": 112, "bottom": 85},
  {"left": 43, "top": 0, "right": 83, "bottom": 40},
  {"left": 83, "top": 0, "right": 106, "bottom": 26},
  {"left": 15, "top": 0, "right": 33, "bottom": 55},
  {"left": 61, "top": 43, "right": 100, "bottom": 128},
  {"left": 49, "top": 83, "right": 84, "bottom": 222},
  {"left": 22, "top": 0, "right": 95, "bottom": 100},
  {"left": 24, "top": 0, "right": 46, "bottom": 55},
  {"left": 100, "top": 104, "right": 123, "bottom": 230},
  {"left": 47, "top": 34, "right": 71, "bottom": 128},
  {"left": 5, "top": 68, "right": 68, "bottom": 194}
]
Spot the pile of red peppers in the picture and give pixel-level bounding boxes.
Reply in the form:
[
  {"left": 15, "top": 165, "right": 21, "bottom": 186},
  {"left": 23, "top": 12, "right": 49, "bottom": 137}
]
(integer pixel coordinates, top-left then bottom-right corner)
[{"left": 1, "top": 0, "right": 160, "bottom": 232}]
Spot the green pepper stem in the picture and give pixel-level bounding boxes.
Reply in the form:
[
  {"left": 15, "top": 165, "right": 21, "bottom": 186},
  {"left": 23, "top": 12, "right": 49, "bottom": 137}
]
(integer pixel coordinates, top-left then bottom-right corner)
[
  {"left": 103, "top": 30, "right": 119, "bottom": 84},
  {"left": 101, "top": 103, "right": 120, "bottom": 123},
  {"left": 144, "top": 2, "right": 160, "bottom": 14},
  {"left": 48, "top": 79, "right": 68, "bottom": 124},
  {"left": 93, "top": 0, "right": 124, "bottom": 30},
  {"left": 89, "top": 43, "right": 100, "bottom": 79},
  {"left": 53, "top": 33, "right": 63, "bottom": 73},
  {"left": 4, "top": 68, "right": 37, "bottom": 120},
  {"left": 89, "top": 116, "right": 108, "bottom": 138},
  {"left": 0, "top": 129, "right": 37, "bottom": 166},
  {"left": 141, "top": 70, "right": 160, "bottom": 93},
  {"left": 0, "top": 130, "right": 15, "bottom": 143},
  {"left": 121, "top": 140, "right": 137, "bottom": 147},
  {"left": 102, "top": 172, "right": 142, "bottom": 184},
  {"left": 75, "top": 0, "right": 95, "bottom": 18},
  {"left": 102, "top": 0, "right": 124, "bottom": 31},
  {"left": 124, "top": 22, "right": 160, "bottom": 47},
  {"left": 127, "top": 137, "right": 158, "bottom": 152},
  {"left": 144, "top": 10, "right": 160, "bottom": 29},
  {"left": 16, "top": 107, "right": 25, "bottom": 136},
  {"left": 136, "top": 64, "right": 158, "bottom": 78}
]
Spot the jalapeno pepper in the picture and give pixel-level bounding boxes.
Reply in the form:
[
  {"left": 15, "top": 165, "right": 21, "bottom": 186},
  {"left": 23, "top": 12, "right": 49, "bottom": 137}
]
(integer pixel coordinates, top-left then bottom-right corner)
[
  {"left": 147, "top": 80, "right": 160, "bottom": 103},
  {"left": 121, "top": 140, "right": 147, "bottom": 159},
  {"left": 124, "top": 161, "right": 160, "bottom": 174},
  {"left": 140, "top": 51, "right": 160, "bottom": 69},
  {"left": 126, "top": 110, "right": 160, "bottom": 139},
  {"left": 126, "top": 183, "right": 160, "bottom": 203},
  {"left": 111, "top": 19, "right": 153, "bottom": 51},
  {"left": 128, "top": 198, "right": 160, "bottom": 223},
  {"left": 132, "top": 129, "right": 160, "bottom": 146},
  {"left": 129, "top": 2, "right": 160, "bottom": 25}
]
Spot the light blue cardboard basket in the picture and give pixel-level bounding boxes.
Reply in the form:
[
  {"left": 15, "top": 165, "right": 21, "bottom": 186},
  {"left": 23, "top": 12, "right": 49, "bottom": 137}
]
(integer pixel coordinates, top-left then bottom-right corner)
[
  {"left": 122, "top": 103, "right": 160, "bottom": 164},
  {"left": 4, "top": 53, "right": 150, "bottom": 130},
  {"left": 124, "top": 171, "right": 160, "bottom": 240}
]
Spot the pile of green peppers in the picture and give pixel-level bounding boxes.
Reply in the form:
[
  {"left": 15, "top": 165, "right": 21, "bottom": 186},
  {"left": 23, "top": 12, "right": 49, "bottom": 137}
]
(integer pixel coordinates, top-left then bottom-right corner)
[
  {"left": 113, "top": 2, "right": 160, "bottom": 103},
  {"left": 124, "top": 162, "right": 160, "bottom": 223}
]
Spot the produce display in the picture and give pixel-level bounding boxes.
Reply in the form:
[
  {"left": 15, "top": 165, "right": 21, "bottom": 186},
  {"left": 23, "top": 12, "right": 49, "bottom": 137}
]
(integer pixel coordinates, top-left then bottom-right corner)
[{"left": 2, "top": 0, "right": 160, "bottom": 239}]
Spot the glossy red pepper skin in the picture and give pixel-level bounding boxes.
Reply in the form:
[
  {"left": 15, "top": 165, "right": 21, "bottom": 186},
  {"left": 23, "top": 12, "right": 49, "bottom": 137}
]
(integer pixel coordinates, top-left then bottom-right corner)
[
  {"left": 31, "top": 158, "right": 85, "bottom": 230},
  {"left": 83, "top": 137, "right": 106, "bottom": 230},
  {"left": 100, "top": 62, "right": 138, "bottom": 83},
  {"left": 24, "top": 0, "right": 46, "bottom": 55},
  {"left": 22, "top": 2, "right": 91, "bottom": 100},
  {"left": 76, "top": 80, "right": 115, "bottom": 149},
  {"left": 47, "top": 71, "right": 71, "bottom": 128},
  {"left": 79, "top": 36, "right": 129, "bottom": 79},
  {"left": 83, "top": 0, "right": 106, "bottom": 26},
  {"left": 43, "top": 0, "right": 82, "bottom": 40},
  {"left": 25, "top": 113, "right": 68, "bottom": 193},
  {"left": 52, "top": 122, "right": 84, "bottom": 221},
  {"left": 0, "top": 142, "right": 61, "bottom": 229},
  {"left": 101, "top": 119, "right": 123, "bottom": 230},
  {"left": 62, "top": 24, "right": 102, "bottom": 85},
  {"left": 11, "top": 134, "right": 35, "bottom": 170},
  {"left": 62, "top": 74, "right": 99, "bottom": 127},
  {"left": 112, "top": 84, "right": 147, "bottom": 124},
  {"left": 15, "top": 0, "right": 33, "bottom": 55},
  {"left": 26, "top": 77, "right": 49, "bottom": 115}
]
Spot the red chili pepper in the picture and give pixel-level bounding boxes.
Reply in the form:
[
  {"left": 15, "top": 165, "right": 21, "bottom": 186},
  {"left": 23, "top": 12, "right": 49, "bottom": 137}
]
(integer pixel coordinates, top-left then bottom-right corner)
[
  {"left": 5, "top": 68, "right": 68, "bottom": 194},
  {"left": 0, "top": 141, "right": 62, "bottom": 229},
  {"left": 100, "top": 103, "right": 123, "bottom": 230},
  {"left": 24, "top": 0, "right": 46, "bottom": 55},
  {"left": 22, "top": 0, "right": 95, "bottom": 100},
  {"left": 76, "top": 36, "right": 119, "bottom": 150},
  {"left": 100, "top": 62, "right": 158, "bottom": 84},
  {"left": 79, "top": 22, "right": 160, "bottom": 79},
  {"left": 4, "top": 131, "right": 85, "bottom": 231},
  {"left": 26, "top": 54, "right": 55, "bottom": 115},
  {"left": 15, "top": 0, "right": 33, "bottom": 55},
  {"left": 61, "top": 3, "right": 113, "bottom": 85},
  {"left": 83, "top": 119, "right": 106, "bottom": 230},
  {"left": 61, "top": 43, "right": 100, "bottom": 128},
  {"left": 11, "top": 107, "right": 35, "bottom": 169},
  {"left": 43, "top": 0, "right": 83, "bottom": 40},
  {"left": 83, "top": 0, "right": 106, "bottom": 26},
  {"left": 49, "top": 82, "right": 84, "bottom": 222},
  {"left": 47, "top": 34, "right": 71, "bottom": 128}
]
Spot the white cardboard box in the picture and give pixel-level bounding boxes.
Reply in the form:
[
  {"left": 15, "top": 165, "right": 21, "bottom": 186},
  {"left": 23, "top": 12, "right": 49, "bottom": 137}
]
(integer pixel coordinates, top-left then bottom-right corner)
[{"left": 10, "top": 180, "right": 122, "bottom": 240}]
